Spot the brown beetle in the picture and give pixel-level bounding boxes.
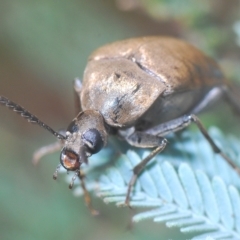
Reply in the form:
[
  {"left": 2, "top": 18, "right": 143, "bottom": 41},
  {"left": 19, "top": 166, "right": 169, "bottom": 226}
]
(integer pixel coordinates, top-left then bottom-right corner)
[{"left": 1, "top": 36, "right": 240, "bottom": 212}]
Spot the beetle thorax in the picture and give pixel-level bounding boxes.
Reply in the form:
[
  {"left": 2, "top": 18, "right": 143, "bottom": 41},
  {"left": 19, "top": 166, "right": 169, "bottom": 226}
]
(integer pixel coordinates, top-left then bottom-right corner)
[{"left": 65, "top": 110, "right": 108, "bottom": 151}]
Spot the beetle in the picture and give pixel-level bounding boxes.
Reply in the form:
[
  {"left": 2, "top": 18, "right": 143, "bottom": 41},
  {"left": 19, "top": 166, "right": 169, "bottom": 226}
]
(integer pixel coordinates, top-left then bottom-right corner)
[{"left": 1, "top": 36, "right": 240, "bottom": 212}]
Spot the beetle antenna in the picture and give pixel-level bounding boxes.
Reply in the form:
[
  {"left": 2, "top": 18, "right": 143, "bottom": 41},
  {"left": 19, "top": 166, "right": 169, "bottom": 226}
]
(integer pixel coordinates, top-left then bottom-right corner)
[{"left": 0, "top": 96, "right": 66, "bottom": 140}]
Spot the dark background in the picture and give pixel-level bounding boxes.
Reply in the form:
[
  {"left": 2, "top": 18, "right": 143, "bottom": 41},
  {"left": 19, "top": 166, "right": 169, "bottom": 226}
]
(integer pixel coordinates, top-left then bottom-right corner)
[{"left": 0, "top": 1, "right": 240, "bottom": 239}]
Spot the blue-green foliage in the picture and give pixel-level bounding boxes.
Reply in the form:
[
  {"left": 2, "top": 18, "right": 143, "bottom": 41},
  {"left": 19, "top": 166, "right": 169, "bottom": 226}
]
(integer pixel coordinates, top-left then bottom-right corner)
[{"left": 66, "top": 127, "right": 240, "bottom": 240}]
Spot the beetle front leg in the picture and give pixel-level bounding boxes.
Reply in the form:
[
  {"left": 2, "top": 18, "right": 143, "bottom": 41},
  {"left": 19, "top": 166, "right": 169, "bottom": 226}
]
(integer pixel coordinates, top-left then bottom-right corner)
[
  {"left": 67, "top": 169, "right": 99, "bottom": 215},
  {"left": 73, "top": 78, "right": 83, "bottom": 114},
  {"left": 122, "top": 131, "right": 168, "bottom": 206},
  {"left": 145, "top": 114, "right": 240, "bottom": 175},
  {"left": 32, "top": 141, "right": 64, "bottom": 165},
  {"left": 32, "top": 130, "right": 66, "bottom": 165},
  {"left": 77, "top": 170, "right": 99, "bottom": 216}
]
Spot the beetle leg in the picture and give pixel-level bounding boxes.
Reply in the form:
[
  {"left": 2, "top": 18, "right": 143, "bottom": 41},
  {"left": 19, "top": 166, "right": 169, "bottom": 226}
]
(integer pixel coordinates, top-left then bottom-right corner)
[
  {"left": 191, "top": 85, "right": 240, "bottom": 116},
  {"left": 145, "top": 114, "right": 240, "bottom": 175},
  {"left": 73, "top": 78, "right": 83, "bottom": 114},
  {"left": 191, "top": 86, "right": 224, "bottom": 114},
  {"left": 77, "top": 170, "right": 99, "bottom": 216},
  {"left": 190, "top": 115, "right": 240, "bottom": 174},
  {"left": 125, "top": 143, "right": 167, "bottom": 206},
  {"left": 122, "top": 131, "right": 168, "bottom": 206},
  {"left": 32, "top": 140, "right": 63, "bottom": 165},
  {"left": 53, "top": 164, "right": 62, "bottom": 180},
  {"left": 223, "top": 84, "right": 240, "bottom": 115}
]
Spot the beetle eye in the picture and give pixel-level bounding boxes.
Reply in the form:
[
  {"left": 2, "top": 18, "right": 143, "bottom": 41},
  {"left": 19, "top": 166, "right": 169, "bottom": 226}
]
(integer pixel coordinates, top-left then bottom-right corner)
[
  {"left": 67, "top": 120, "right": 79, "bottom": 133},
  {"left": 60, "top": 148, "right": 80, "bottom": 170},
  {"left": 82, "top": 128, "right": 103, "bottom": 154}
]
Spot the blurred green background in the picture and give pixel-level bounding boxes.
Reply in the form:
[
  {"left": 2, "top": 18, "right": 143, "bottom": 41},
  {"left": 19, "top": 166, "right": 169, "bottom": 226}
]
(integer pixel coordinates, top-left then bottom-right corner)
[{"left": 0, "top": 1, "right": 240, "bottom": 240}]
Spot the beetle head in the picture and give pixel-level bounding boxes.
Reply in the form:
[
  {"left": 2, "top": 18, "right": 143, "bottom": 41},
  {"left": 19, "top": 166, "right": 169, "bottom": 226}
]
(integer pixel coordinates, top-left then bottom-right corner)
[{"left": 60, "top": 110, "right": 107, "bottom": 171}]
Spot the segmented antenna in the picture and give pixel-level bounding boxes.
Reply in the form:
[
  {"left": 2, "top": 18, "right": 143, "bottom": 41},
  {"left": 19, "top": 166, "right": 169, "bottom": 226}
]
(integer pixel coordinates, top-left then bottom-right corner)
[{"left": 0, "top": 96, "right": 66, "bottom": 140}]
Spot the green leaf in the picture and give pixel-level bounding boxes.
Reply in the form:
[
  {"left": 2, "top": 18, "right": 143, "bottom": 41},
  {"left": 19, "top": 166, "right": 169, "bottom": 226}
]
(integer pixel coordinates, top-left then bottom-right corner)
[{"left": 65, "top": 127, "right": 240, "bottom": 240}]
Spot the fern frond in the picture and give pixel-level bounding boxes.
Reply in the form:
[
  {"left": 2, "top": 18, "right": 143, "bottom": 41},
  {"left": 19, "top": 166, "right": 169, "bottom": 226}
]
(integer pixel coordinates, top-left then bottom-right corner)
[{"left": 64, "top": 127, "right": 240, "bottom": 240}]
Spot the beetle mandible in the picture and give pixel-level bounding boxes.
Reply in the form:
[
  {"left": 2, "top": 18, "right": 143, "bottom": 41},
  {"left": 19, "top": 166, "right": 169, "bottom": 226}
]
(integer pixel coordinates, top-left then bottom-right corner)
[{"left": 1, "top": 36, "right": 240, "bottom": 210}]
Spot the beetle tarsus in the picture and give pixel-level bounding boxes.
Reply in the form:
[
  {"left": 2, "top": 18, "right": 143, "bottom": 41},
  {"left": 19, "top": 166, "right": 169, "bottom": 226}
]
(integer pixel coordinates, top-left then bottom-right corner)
[
  {"left": 69, "top": 170, "right": 80, "bottom": 189},
  {"left": 53, "top": 164, "right": 61, "bottom": 180},
  {"left": 124, "top": 175, "right": 137, "bottom": 208}
]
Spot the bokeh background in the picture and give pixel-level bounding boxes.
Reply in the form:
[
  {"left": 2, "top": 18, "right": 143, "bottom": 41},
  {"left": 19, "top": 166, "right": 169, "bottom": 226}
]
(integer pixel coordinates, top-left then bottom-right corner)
[{"left": 0, "top": 1, "right": 240, "bottom": 239}]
